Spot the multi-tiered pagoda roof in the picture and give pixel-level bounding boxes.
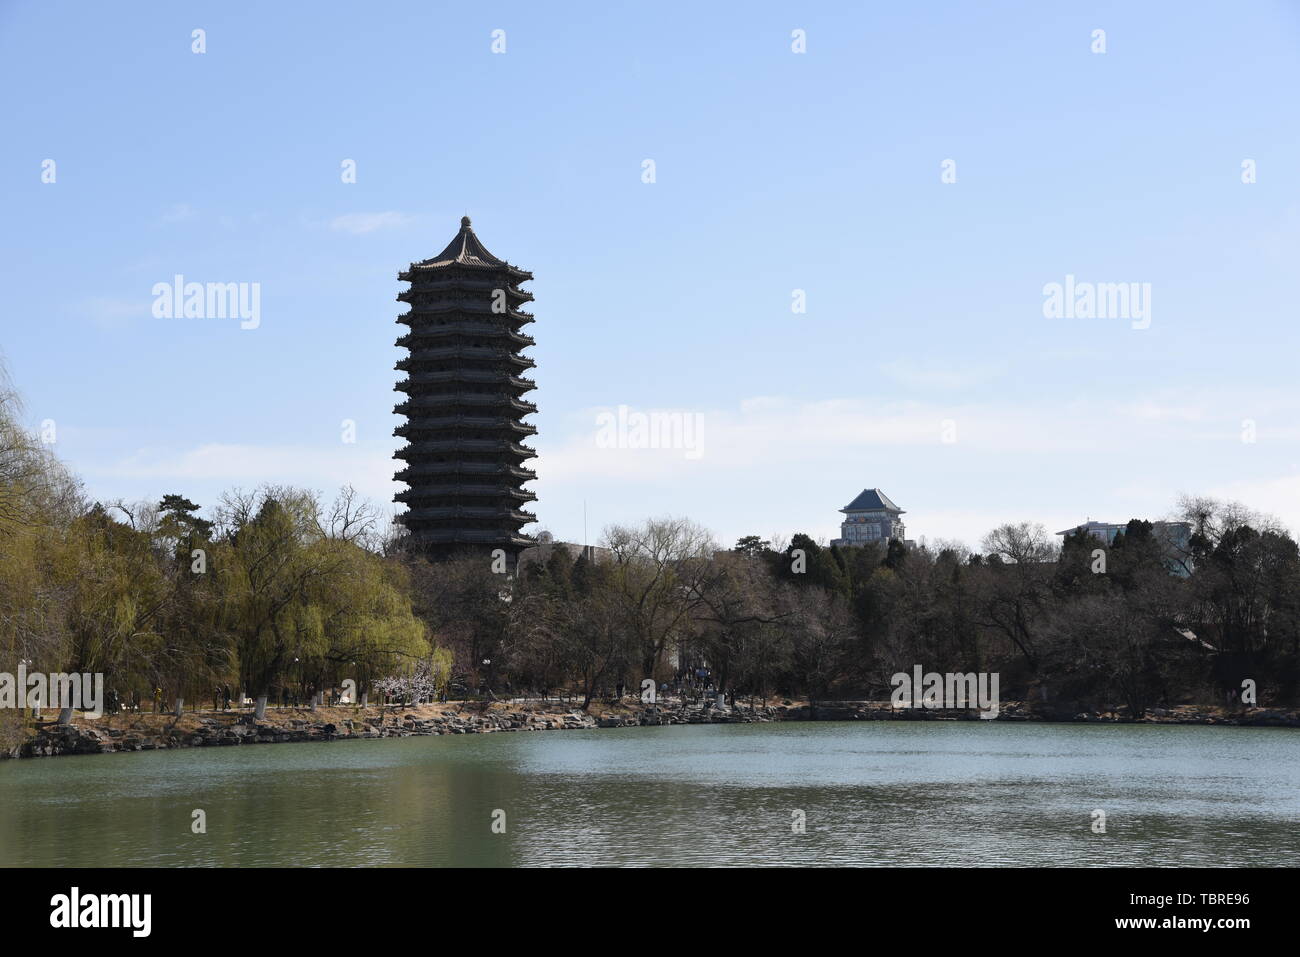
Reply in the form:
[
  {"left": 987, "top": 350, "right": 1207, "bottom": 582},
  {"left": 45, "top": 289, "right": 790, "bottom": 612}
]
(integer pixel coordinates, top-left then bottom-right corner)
[{"left": 393, "top": 217, "right": 537, "bottom": 557}]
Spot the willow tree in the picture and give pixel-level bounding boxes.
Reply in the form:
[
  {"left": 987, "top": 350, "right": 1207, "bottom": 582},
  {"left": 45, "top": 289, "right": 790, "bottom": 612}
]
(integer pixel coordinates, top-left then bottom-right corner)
[
  {"left": 0, "top": 386, "right": 83, "bottom": 732},
  {"left": 216, "top": 486, "right": 426, "bottom": 716},
  {"left": 57, "top": 506, "right": 169, "bottom": 715},
  {"left": 297, "top": 534, "right": 428, "bottom": 703}
]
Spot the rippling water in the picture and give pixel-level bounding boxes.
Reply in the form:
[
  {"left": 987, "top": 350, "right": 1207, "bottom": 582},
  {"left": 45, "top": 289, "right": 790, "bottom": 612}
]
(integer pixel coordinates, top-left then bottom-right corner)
[{"left": 2, "top": 722, "right": 1297, "bottom": 866}]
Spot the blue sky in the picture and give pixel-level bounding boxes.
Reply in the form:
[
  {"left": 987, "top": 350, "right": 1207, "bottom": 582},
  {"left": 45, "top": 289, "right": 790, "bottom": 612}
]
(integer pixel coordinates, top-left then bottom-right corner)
[{"left": 3, "top": 0, "right": 1299, "bottom": 549}]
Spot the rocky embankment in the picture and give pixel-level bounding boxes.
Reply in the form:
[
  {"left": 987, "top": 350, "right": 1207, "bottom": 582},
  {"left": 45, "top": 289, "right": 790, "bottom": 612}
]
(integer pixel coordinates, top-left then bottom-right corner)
[
  {"left": 6, "top": 698, "right": 1299, "bottom": 759},
  {"left": 6, "top": 700, "right": 776, "bottom": 758},
  {"left": 804, "top": 701, "right": 1300, "bottom": 726}
]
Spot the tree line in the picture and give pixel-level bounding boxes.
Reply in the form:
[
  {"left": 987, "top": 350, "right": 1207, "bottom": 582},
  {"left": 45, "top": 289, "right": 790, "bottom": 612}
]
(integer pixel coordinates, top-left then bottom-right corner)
[
  {"left": 1, "top": 386, "right": 428, "bottom": 742},
  {"left": 472, "top": 507, "right": 1300, "bottom": 714},
  {"left": 3, "top": 382, "right": 1298, "bottom": 750}
]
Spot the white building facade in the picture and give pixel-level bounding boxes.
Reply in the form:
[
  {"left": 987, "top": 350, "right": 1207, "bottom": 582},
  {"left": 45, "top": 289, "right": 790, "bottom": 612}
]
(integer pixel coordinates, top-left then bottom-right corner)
[{"left": 831, "top": 488, "right": 907, "bottom": 547}]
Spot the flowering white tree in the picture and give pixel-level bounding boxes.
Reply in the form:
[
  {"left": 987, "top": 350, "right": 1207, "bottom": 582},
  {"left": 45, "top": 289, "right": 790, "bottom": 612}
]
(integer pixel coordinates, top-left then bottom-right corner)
[{"left": 373, "top": 650, "right": 453, "bottom": 706}]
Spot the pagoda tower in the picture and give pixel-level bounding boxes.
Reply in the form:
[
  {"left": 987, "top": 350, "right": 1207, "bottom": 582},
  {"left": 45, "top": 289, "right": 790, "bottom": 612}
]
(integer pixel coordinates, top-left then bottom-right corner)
[{"left": 393, "top": 217, "right": 537, "bottom": 559}]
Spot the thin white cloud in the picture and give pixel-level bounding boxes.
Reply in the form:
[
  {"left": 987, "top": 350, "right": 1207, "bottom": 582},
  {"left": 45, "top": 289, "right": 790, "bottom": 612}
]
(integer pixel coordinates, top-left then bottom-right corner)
[
  {"left": 878, "top": 359, "right": 1004, "bottom": 391},
  {"left": 158, "top": 203, "right": 195, "bottom": 224},
  {"left": 74, "top": 386, "right": 1300, "bottom": 546},
  {"left": 534, "top": 391, "right": 1228, "bottom": 484},
  {"left": 329, "top": 212, "right": 413, "bottom": 235},
  {"left": 91, "top": 442, "right": 398, "bottom": 503},
  {"left": 1210, "top": 472, "right": 1300, "bottom": 535},
  {"left": 80, "top": 297, "right": 150, "bottom": 329}
]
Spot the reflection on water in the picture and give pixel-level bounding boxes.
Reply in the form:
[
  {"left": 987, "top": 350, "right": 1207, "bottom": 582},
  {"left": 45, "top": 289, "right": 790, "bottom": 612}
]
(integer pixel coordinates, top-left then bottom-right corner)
[{"left": 1, "top": 722, "right": 1297, "bottom": 867}]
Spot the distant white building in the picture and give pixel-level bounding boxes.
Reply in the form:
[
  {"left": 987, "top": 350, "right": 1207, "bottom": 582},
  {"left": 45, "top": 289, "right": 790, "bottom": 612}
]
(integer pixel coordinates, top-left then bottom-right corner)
[
  {"left": 831, "top": 488, "right": 911, "bottom": 547},
  {"left": 517, "top": 534, "right": 610, "bottom": 569},
  {"left": 1054, "top": 520, "right": 1191, "bottom": 548},
  {"left": 1055, "top": 520, "right": 1194, "bottom": 575}
]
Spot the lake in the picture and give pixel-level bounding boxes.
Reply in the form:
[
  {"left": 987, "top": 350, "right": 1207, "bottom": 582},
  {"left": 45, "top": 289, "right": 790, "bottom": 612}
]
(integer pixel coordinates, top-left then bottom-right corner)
[{"left": 2, "top": 722, "right": 1297, "bottom": 867}]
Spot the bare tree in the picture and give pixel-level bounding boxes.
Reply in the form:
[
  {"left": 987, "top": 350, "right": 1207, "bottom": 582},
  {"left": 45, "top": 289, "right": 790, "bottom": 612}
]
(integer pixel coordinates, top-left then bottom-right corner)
[
  {"left": 320, "top": 484, "right": 381, "bottom": 547},
  {"left": 602, "top": 516, "right": 718, "bottom": 679},
  {"left": 976, "top": 522, "right": 1057, "bottom": 670}
]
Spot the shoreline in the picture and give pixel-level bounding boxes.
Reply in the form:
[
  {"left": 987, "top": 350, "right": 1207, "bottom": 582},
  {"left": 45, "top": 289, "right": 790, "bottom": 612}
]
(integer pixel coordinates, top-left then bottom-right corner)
[{"left": 6, "top": 698, "right": 1299, "bottom": 760}]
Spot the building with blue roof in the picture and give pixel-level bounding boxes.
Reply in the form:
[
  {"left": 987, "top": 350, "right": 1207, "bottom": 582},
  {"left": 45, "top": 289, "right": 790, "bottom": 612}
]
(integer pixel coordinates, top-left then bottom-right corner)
[{"left": 831, "top": 488, "right": 909, "bottom": 547}]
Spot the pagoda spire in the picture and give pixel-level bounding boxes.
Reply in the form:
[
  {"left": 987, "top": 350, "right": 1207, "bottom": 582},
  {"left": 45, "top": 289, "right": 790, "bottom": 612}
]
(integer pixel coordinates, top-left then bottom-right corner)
[{"left": 392, "top": 218, "right": 538, "bottom": 559}]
